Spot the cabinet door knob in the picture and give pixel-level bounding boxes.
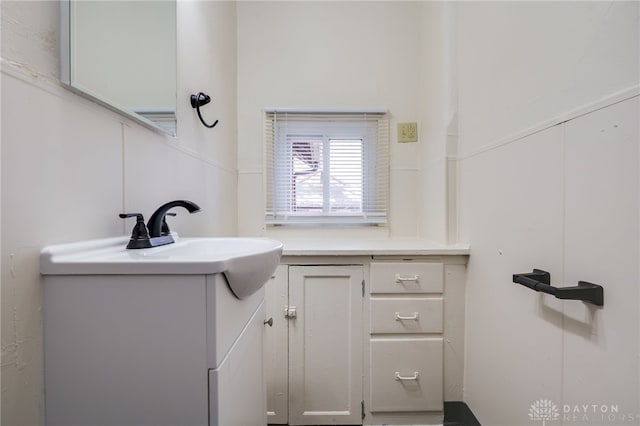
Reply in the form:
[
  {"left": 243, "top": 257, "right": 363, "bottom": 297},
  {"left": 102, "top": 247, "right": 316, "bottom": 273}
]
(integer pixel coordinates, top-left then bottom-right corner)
[
  {"left": 264, "top": 318, "right": 273, "bottom": 327},
  {"left": 394, "top": 371, "right": 419, "bottom": 381},
  {"left": 395, "top": 312, "right": 419, "bottom": 321}
]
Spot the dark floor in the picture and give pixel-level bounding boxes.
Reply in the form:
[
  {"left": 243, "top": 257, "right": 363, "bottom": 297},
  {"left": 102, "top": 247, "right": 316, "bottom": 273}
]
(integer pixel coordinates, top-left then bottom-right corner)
[{"left": 443, "top": 401, "right": 481, "bottom": 426}]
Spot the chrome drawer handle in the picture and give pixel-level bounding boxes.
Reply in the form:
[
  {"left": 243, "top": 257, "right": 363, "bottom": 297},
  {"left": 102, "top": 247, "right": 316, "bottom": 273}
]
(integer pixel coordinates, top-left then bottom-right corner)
[
  {"left": 395, "top": 274, "right": 420, "bottom": 283},
  {"left": 395, "top": 312, "right": 419, "bottom": 321},
  {"left": 395, "top": 371, "right": 419, "bottom": 381}
]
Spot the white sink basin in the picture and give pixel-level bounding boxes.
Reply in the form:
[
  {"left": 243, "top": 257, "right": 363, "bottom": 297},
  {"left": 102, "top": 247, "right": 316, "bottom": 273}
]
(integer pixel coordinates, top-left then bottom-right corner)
[{"left": 40, "top": 236, "right": 283, "bottom": 299}]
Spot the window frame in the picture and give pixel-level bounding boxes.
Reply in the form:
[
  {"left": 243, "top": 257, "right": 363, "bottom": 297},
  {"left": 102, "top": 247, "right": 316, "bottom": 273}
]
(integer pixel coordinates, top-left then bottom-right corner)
[{"left": 265, "top": 110, "right": 388, "bottom": 227}]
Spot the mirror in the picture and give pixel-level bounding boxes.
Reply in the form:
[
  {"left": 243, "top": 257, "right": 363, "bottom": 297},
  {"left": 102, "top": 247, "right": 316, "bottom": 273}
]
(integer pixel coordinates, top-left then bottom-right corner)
[{"left": 61, "top": 0, "right": 177, "bottom": 136}]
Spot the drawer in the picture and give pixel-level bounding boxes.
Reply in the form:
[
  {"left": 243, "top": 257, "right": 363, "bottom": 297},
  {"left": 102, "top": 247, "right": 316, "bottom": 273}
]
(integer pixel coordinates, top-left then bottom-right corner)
[
  {"left": 370, "top": 297, "right": 443, "bottom": 334},
  {"left": 370, "top": 338, "right": 443, "bottom": 413},
  {"left": 370, "top": 262, "right": 443, "bottom": 294}
]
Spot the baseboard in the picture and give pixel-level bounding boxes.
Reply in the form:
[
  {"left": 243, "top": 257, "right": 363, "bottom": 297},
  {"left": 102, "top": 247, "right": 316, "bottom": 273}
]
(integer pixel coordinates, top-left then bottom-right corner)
[{"left": 269, "top": 400, "right": 481, "bottom": 426}]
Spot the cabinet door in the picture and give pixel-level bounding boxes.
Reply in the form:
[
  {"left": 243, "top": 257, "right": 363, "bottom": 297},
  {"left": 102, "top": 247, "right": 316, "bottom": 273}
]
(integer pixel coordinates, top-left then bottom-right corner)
[
  {"left": 211, "top": 303, "right": 267, "bottom": 426},
  {"left": 264, "top": 265, "right": 289, "bottom": 424},
  {"left": 288, "top": 266, "right": 363, "bottom": 425}
]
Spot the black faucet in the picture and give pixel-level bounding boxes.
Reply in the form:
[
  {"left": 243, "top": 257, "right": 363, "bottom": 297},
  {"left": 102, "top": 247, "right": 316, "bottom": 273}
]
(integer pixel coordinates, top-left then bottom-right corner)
[
  {"left": 120, "top": 200, "right": 201, "bottom": 249},
  {"left": 147, "top": 200, "right": 201, "bottom": 238}
]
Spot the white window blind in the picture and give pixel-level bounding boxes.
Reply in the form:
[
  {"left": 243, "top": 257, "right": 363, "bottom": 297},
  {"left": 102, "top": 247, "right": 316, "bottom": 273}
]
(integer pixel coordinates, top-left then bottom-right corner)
[{"left": 264, "top": 109, "right": 389, "bottom": 226}]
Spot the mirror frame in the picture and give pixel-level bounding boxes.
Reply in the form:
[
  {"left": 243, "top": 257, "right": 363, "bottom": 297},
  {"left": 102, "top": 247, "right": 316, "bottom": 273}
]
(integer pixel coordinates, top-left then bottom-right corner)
[{"left": 59, "top": 0, "right": 177, "bottom": 137}]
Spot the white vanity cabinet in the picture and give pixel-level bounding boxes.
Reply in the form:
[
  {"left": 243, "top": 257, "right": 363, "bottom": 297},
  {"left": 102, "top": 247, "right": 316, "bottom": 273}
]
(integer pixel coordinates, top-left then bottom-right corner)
[
  {"left": 265, "top": 243, "right": 468, "bottom": 426},
  {"left": 41, "top": 236, "right": 282, "bottom": 426},
  {"left": 43, "top": 273, "right": 266, "bottom": 426}
]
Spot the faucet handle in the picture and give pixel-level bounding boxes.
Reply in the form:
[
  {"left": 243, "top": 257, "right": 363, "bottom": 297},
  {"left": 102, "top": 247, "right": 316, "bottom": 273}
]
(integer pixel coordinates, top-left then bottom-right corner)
[
  {"left": 119, "top": 213, "right": 149, "bottom": 240},
  {"left": 119, "top": 213, "right": 143, "bottom": 220}
]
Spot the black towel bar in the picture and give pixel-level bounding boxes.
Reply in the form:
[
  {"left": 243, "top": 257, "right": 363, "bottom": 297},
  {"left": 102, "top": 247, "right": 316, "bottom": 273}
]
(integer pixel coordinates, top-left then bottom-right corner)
[{"left": 512, "top": 269, "right": 603, "bottom": 306}]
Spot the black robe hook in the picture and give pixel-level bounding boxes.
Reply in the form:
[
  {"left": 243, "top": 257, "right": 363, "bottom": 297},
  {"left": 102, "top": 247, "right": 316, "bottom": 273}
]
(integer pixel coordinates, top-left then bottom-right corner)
[{"left": 190, "top": 92, "right": 219, "bottom": 128}]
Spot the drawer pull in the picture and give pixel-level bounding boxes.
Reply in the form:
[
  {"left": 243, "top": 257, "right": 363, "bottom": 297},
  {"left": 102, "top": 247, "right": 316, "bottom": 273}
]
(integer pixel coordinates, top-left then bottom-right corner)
[
  {"left": 395, "top": 274, "right": 420, "bottom": 284},
  {"left": 394, "top": 371, "right": 420, "bottom": 381},
  {"left": 395, "top": 312, "right": 419, "bottom": 321}
]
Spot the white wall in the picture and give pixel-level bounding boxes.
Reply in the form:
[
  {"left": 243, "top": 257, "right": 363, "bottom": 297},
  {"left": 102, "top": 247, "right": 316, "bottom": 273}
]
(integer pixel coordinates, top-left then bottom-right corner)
[
  {"left": 236, "top": 1, "right": 428, "bottom": 240},
  {"left": 0, "top": 3, "right": 3, "bottom": 421},
  {"left": 457, "top": 1, "right": 639, "bottom": 157},
  {"left": 457, "top": 2, "right": 639, "bottom": 425},
  {"left": 418, "top": 1, "right": 457, "bottom": 244},
  {"left": 0, "top": 2, "right": 238, "bottom": 425}
]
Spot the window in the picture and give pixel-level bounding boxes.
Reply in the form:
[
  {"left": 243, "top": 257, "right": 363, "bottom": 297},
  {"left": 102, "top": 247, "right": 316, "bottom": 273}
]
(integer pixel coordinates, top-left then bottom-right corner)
[{"left": 264, "top": 109, "right": 389, "bottom": 226}]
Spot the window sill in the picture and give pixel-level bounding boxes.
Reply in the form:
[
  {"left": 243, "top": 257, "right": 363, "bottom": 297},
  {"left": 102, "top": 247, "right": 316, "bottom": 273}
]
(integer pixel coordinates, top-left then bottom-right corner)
[{"left": 266, "top": 215, "right": 387, "bottom": 227}]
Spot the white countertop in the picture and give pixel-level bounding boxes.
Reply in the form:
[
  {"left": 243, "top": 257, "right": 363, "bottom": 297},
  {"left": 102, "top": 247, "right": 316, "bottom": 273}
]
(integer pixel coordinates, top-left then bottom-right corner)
[{"left": 280, "top": 239, "right": 470, "bottom": 256}]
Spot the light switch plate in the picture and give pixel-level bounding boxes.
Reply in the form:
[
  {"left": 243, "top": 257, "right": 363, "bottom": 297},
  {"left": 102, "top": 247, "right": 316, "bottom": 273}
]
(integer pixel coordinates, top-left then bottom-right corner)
[{"left": 397, "top": 122, "right": 418, "bottom": 143}]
